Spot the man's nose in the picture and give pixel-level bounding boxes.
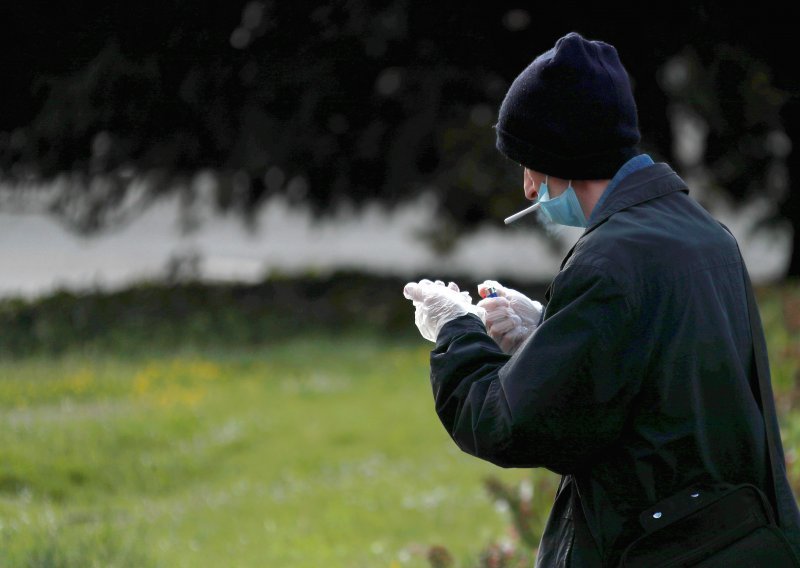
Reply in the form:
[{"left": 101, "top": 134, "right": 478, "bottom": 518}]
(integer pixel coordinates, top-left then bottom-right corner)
[{"left": 524, "top": 178, "right": 539, "bottom": 201}]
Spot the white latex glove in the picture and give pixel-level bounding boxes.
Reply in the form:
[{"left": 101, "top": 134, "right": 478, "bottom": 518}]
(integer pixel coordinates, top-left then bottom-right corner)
[
  {"left": 476, "top": 280, "right": 543, "bottom": 354},
  {"left": 403, "top": 279, "right": 485, "bottom": 342}
]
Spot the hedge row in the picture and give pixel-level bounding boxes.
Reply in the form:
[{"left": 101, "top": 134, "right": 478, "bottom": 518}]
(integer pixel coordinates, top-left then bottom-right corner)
[{"left": 0, "top": 271, "right": 547, "bottom": 357}]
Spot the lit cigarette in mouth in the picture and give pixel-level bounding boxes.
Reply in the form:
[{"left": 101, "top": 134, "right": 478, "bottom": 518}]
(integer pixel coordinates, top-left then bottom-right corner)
[{"left": 504, "top": 202, "right": 541, "bottom": 224}]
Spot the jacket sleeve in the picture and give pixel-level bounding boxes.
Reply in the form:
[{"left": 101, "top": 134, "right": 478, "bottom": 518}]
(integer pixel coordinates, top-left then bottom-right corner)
[{"left": 430, "top": 263, "right": 640, "bottom": 474}]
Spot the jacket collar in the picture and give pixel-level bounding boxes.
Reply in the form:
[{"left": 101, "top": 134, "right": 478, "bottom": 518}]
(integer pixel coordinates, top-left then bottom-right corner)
[
  {"left": 544, "top": 163, "right": 689, "bottom": 303},
  {"left": 585, "top": 162, "right": 689, "bottom": 233},
  {"left": 587, "top": 154, "right": 655, "bottom": 225}
]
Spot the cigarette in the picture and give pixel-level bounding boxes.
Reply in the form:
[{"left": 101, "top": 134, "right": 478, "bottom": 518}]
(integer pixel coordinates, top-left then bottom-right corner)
[{"left": 504, "top": 202, "right": 541, "bottom": 224}]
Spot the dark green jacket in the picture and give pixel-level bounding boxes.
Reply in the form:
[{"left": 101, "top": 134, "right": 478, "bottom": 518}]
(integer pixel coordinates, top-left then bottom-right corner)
[{"left": 430, "top": 162, "right": 800, "bottom": 566}]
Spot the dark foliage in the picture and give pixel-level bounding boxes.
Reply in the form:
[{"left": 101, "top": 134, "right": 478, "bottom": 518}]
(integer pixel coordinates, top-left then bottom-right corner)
[{"left": 2, "top": 2, "right": 800, "bottom": 271}]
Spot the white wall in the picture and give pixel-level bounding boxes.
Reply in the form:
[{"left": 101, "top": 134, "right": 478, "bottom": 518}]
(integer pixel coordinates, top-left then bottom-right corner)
[{"left": 0, "top": 186, "right": 790, "bottom": 300}]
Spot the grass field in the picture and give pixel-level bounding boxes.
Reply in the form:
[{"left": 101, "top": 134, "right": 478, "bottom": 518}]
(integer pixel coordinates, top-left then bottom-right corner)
[
  {"left": 0, "top": 282, "right": 798, "bottom": 567},
  {"left": 0, "top": 335, "right": 549, "bottom": 567}
]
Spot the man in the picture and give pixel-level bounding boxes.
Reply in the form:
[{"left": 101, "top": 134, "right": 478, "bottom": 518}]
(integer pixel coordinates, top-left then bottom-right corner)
[{"left": 403, "top": 32, "right": 800, "bottom": 566}]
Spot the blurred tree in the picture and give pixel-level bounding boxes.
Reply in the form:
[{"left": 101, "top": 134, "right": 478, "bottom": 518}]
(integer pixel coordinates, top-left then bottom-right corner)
[{"left": 1, "top": 2, "right": 798, "bottom": 274}]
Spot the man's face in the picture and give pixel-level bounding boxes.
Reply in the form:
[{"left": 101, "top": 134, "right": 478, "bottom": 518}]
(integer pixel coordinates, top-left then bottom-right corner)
[{"left": 523, "top": 167, "right": 570, "bottom": 202}]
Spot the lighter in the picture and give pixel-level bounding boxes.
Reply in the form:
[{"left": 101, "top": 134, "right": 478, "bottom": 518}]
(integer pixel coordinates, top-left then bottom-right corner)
[{"left": 480, "top": 286, "right": 499, "bottom": 299}]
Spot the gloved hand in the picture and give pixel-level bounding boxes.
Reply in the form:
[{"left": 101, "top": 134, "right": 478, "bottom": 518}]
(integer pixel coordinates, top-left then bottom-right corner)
[
  {"left": 403, "top": 279, "right": 485, "bottom": 342},
  {"left": 476, "top": 280, "right": 543, "bottom": 354}
]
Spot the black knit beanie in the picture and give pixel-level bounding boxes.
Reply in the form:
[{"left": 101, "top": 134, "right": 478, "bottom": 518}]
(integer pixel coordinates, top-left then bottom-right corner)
[{"left": 495, "top": 31, "right": 640, "bottom": 180}]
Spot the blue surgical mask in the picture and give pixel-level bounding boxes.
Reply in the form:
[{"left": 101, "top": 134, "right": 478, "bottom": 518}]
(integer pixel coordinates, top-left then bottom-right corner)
[{"left": 537, "top": 176, "right": 588, "bottom": 228}]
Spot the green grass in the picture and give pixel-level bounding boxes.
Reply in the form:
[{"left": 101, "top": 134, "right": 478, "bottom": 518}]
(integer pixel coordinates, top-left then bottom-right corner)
[
  {"left": 0, "top": 281, "right": 798, "bottom": 567},
  {"left": 0, "top": 336, "right": 543, "bottom": 567}
]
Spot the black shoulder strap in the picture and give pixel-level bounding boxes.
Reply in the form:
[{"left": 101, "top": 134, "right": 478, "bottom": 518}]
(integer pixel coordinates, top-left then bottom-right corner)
[{"left": 721, "top": 223, "right": 790, "bottom": 527}]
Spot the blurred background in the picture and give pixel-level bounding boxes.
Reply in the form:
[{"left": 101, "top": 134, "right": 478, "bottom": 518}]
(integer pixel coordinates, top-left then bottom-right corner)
[{"left": 1, "top": 2, "right": 798, "bottom": 567}]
